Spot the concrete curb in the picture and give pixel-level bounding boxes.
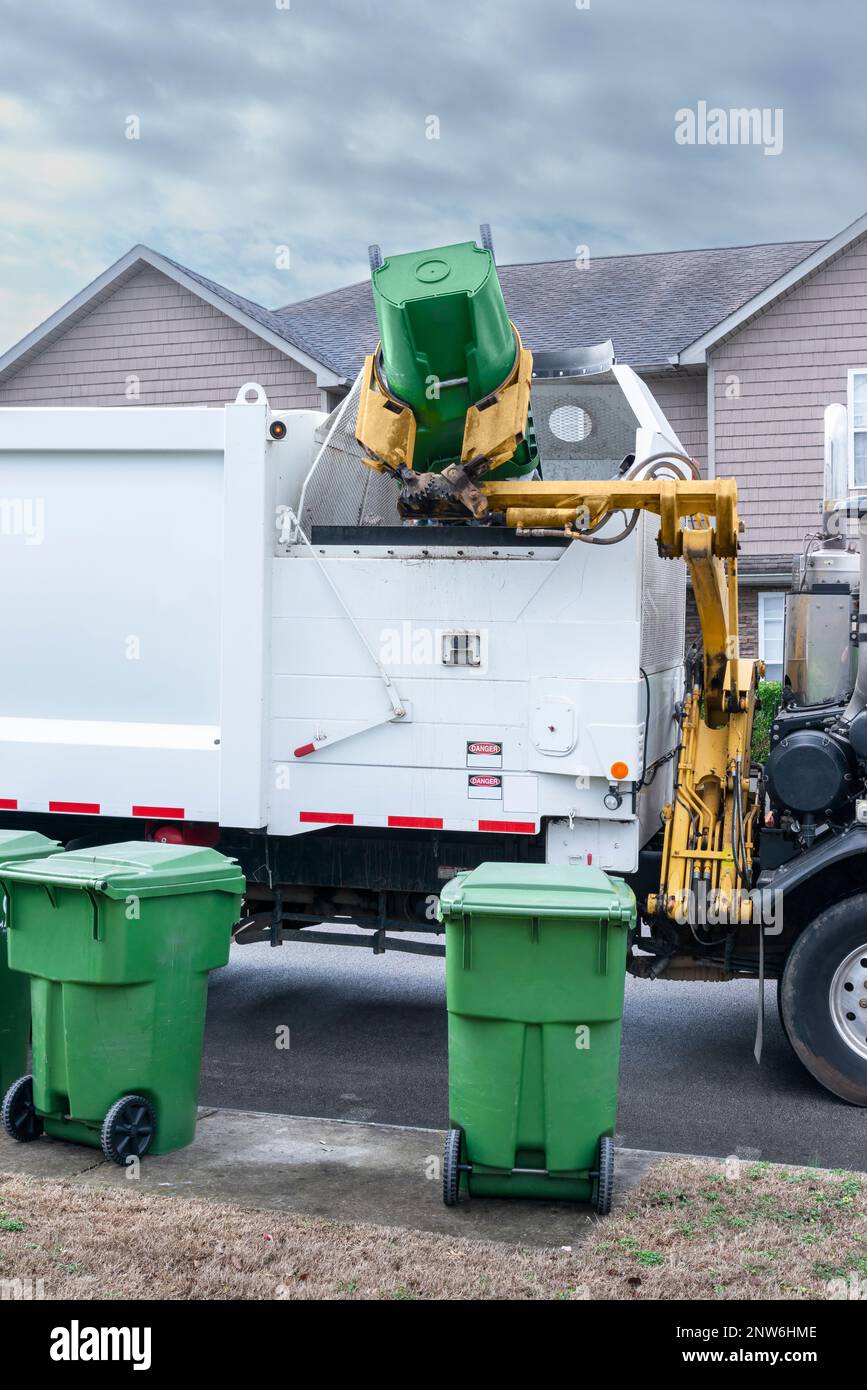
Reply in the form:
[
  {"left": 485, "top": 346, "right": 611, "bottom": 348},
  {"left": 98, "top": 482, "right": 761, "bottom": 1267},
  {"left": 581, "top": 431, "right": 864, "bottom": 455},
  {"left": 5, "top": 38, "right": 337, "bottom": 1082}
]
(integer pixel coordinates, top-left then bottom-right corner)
[{"left": 0, "top": 1105, "right": 691, "bottom": 1247}]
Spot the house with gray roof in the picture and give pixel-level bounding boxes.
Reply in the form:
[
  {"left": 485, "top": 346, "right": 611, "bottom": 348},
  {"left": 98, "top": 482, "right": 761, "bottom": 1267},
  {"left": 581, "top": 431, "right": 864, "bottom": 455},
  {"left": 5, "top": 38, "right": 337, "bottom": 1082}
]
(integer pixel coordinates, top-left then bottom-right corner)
[{"left": 3, "top": 212, "right": 867, "bottom": 669}]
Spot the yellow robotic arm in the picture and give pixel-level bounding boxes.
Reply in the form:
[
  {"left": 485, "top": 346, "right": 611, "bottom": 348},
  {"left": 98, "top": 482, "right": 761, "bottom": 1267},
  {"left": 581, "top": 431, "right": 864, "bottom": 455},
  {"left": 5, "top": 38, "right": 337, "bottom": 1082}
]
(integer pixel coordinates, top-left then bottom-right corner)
[{"left": 478, "top": 472, "right": 761, "bottom": 923}]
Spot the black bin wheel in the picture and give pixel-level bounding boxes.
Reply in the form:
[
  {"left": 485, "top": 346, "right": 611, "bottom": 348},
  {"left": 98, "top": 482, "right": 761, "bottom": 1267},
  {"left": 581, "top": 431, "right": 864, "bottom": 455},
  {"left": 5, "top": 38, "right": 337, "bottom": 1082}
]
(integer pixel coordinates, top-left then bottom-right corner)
[
  {"left": 100, "top": 1094, "right": 156, "bottom": 1165},
  {"left": 593, "top": 1135, "right": 615, "bottom": 1216},
  {"left": 1, "top": 1074, "right": 43, "bottom": 1144},
  {"left": 443, "top": 1127, "right": 464, "bottom": 1207}
]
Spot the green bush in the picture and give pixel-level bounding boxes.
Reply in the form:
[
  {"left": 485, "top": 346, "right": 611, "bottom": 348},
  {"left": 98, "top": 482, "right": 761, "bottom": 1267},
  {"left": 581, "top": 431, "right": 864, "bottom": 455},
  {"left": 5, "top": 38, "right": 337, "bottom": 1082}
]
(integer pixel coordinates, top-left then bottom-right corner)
[{"left": 751, "top": 680, "right": 782, "bottom": 765}]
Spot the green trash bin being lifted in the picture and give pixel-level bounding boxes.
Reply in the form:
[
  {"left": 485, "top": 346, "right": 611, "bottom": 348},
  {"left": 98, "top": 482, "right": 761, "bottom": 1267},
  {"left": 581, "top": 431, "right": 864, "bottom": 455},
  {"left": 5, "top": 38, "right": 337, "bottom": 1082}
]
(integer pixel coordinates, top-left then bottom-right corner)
[
  {"left": 438, "top": 863, "right": 634, "bottom": 1213},
  {"left": 0, "top": 841, "right": 245, "bottom": 1164},
  {"left": 0, "top": 830, "right": 63, "bottom": 1101}
]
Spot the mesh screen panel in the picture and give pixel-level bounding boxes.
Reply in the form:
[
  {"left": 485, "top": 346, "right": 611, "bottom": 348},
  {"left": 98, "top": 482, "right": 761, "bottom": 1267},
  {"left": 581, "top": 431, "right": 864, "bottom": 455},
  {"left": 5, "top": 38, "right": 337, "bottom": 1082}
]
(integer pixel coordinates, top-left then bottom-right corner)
[
  {"left": 639, "top": 512, "right": 686, "bottom": 673},
  {"left": 299, "top": 372, "right": 402, "bottom": 531},
  {"left": 532, "top": 380, "right": 636, "bottom": 482}
]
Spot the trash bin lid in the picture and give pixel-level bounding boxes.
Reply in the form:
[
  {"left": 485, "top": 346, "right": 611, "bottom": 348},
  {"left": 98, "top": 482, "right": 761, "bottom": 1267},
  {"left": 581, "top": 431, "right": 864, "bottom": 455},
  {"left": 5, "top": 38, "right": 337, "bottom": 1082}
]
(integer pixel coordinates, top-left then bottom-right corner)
[
  {"left": 0, "top": 829, "right": 63, "bottom": 862},
  {"left": 438, "top": 861, "right": 634, "bottom": 924},
  {"left": 0, "top": 841, "right": 245, "bottom": 900}
]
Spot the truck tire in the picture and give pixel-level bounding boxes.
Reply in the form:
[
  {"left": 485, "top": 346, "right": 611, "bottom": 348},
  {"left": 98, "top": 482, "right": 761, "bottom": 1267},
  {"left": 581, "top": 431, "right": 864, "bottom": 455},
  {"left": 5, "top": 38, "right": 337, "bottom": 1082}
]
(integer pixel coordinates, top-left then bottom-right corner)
[
  {"left": 776, "top": 976, "right": 790, "bottom": 1044},
  {"left": 780, "top": 894, "right": 867, "bottom": 1106}
]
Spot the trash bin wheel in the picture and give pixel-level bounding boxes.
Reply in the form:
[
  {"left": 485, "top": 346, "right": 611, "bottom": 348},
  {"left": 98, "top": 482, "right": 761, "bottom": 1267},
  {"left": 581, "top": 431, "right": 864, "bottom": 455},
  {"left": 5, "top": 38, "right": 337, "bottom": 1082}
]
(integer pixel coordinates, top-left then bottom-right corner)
[
  {"left": 443, "top": 1127, "right": 465, "bottom": 1207},
  {"left": 100, "top": 1094, "right": 157, "bottom": 1165},
  {"left": 593, "top": 1135, "right": 615, "bottom": 1216},
  {"left": 1, "top": 1074, "right": 43, "bottom": 1144}
]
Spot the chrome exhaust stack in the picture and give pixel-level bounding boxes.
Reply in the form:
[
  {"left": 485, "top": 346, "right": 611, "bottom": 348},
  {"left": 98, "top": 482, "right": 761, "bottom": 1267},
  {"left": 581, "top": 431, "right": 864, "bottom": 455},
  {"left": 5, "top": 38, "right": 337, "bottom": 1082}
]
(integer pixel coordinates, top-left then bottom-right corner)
[{"left": 785, "top": 405, "right": 859, "bottom": 708}]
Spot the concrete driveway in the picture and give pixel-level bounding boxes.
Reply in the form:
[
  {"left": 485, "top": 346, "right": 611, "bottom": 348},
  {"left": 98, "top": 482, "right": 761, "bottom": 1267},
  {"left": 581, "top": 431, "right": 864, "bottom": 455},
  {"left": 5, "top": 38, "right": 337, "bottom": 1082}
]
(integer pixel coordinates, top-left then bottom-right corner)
[{"left": 200, "top": 929, "right": 866, "bottom": 1172}]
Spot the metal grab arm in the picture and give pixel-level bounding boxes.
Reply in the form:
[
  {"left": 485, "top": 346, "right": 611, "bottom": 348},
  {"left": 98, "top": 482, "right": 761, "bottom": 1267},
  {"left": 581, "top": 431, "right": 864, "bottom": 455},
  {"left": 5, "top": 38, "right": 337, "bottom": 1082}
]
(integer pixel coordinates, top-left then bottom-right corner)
[
  {"left": 476, "top": 472, "right": 759, "bottom": 923},
  {"left": 480, "top": 476, "right": 741, "bottom": 558}
]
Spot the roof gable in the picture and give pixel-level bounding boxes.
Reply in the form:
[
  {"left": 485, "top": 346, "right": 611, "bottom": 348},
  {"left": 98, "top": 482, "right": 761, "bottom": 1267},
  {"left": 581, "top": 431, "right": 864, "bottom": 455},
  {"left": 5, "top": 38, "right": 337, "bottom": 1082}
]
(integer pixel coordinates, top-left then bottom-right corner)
[
  {"left": 0, "top": 246, "right": 345, "bottom": 391},
  {"left": 677, "top": 212, "right": 867, "bottom": 361}
]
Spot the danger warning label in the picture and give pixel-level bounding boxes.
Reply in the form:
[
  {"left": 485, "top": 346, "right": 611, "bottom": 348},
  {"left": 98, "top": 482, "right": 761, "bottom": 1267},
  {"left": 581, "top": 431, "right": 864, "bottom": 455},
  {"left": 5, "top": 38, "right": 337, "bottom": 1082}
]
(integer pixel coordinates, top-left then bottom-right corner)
[
  {"left": 466, "top": 740, "right": 503, "bottom": 769},
  {"left": 467, "top": 773, "right": 503, "bottom": 800}
]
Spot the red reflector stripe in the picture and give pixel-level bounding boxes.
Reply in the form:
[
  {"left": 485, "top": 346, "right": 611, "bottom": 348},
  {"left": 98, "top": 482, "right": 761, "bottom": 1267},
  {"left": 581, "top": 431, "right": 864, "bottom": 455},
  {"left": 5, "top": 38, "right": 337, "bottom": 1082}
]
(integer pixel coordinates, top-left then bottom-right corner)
[
  {"left": 478, "top": 819, "right": 537, "bottom": 834},
  {"left": 300, "top": 811, "right": 354, "bottom": 825},
  {"left": 49, "top": 801, "right": 100, "bottom": 815},
  {"left": 0, "top": 799, "right": 17, "bottom": 810},
  {"left": 388, "top": 815, "right": 443, "bottom": 829},
  {"left": 294, "top": 743, "right": 316, "bottom": 758},
  {"left": 132, "top": 805, "right": 185, "bottom": 820}
]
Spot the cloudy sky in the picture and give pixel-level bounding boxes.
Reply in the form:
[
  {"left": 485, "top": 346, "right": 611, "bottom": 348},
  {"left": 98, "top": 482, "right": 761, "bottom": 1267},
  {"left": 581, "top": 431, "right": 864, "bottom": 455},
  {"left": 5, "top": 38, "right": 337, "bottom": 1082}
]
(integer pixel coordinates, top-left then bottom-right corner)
[{"left": 0, "top": 0, "right": 864, "bottom": 352}]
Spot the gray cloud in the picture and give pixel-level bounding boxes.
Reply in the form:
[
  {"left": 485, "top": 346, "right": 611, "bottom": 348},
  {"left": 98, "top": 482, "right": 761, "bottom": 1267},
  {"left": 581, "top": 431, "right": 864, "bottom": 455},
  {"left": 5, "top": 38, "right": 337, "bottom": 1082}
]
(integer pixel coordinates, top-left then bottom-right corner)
[{"left": 0, "top": 0, "right": 864, "bottom": 349}]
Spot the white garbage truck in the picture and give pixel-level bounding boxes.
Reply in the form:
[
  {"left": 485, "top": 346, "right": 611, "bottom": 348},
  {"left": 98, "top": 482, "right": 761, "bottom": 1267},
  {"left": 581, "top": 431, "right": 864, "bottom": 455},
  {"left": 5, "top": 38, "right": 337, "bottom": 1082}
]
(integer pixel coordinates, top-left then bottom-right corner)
[
  {"left": 1, "top": 234, "right": 866, "bottom": 1107},
  {"left": 0, "top": 363, "right": 683, "bottom": 914}
]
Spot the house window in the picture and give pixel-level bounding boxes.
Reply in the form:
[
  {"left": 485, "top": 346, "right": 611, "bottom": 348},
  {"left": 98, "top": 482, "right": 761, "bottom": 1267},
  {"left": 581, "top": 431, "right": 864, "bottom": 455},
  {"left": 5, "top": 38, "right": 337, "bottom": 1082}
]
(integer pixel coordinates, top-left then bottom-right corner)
[
  {"left": 848, "top": 369, "right": 867, "bottom": 487},
  {"left": 758, "top": 592, "right": 785, "bottom": 682}
]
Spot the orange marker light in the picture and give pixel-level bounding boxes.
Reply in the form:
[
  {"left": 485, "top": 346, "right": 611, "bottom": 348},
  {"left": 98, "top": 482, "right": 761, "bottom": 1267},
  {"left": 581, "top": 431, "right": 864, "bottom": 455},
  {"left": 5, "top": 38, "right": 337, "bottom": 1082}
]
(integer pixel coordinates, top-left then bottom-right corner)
[{"left": 610, "top": 761, "right": 629, "bottom": 781}]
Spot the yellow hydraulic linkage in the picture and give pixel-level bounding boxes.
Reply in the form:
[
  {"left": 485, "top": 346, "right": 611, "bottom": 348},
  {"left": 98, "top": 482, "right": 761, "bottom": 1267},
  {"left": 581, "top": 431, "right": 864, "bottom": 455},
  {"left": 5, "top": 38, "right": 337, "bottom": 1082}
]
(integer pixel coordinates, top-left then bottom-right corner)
[{"left": 479, "top": 474, "right": 762, "bottom": 924}]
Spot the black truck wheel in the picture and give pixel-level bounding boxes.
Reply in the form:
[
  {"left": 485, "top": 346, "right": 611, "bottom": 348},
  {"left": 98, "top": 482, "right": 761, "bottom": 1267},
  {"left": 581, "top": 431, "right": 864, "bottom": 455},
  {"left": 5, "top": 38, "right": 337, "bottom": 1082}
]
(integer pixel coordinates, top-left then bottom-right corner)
[
  {"left": 593, "top": 1135, "right": 615, "bottom": 1215},
  {"left": 780, "top": 894, "right": 867, "bottom": 1106},
  {"left": 442, "top": 1127, "right": 464, "bottom": 1207},
  {"left": 1, "top": 1075, "right": 43, "bottom": 1143},
  {"left": 100, "top": 1095, "right": 156, "bottom": 1164},
  {"left": 776, "top": 976, "right": 791, "bottom": 1043}
]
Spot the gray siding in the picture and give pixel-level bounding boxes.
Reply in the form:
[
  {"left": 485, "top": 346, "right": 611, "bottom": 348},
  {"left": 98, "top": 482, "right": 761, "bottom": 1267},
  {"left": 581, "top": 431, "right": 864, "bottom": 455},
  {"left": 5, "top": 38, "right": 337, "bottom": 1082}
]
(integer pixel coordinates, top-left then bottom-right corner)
[
  {"left": 686, "top": 586, "right": 759, "bottom": 659},
  {"left": 0, "top": 266, "right": 322, "bottom": 409},
  {"left": 711, "top": 234, "right": 867, "bottom": 555},
  {"left": 643, "top": 371, "right": 708, "bottom": 472}
]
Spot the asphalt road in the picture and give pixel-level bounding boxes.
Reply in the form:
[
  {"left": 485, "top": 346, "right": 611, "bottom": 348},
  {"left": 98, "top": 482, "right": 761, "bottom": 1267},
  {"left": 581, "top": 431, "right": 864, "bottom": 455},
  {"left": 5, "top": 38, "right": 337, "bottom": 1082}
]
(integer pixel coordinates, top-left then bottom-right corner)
[{"left": 200, "top": 929, "right": 867, "bottom": 1171}]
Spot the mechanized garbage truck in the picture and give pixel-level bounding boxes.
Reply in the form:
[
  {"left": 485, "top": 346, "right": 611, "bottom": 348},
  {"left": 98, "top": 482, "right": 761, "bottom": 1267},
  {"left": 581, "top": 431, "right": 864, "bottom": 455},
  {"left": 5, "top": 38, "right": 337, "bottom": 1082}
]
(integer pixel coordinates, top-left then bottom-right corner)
[{"left": 0, "top": 230, "right": 866, "bottom": 1106}]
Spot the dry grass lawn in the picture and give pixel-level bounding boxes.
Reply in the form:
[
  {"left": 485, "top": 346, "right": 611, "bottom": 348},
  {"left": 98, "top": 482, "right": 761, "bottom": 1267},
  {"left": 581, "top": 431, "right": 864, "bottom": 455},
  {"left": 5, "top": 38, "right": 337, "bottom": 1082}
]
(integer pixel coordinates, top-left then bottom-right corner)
[
  {"left": 579, "top": 1157, "right": 867, "bottom": 1301},
  {"left": 0, "top": 1157, "right": 864, "bottom": 1300}
]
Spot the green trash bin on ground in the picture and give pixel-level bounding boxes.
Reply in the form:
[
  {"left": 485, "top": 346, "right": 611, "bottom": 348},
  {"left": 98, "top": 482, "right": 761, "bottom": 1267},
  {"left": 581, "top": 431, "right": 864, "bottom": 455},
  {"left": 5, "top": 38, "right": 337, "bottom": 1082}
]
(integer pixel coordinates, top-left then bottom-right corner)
[
  {"left": 0, "top": 831, "right": 63, "bottom": 1100},
  {"left": 0, "top": 841, "right": 244, "bottom": 1164},
  {"left": 438, "top": 862, "right": 634, "bottom": 1212}
]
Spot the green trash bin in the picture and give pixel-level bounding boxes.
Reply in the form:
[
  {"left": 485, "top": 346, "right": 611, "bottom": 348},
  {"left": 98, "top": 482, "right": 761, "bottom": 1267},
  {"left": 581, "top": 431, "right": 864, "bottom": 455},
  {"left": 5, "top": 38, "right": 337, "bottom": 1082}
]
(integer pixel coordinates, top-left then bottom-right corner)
[
  {"left": 0, "top": 831, "right": 63, "bottom": 1100},
  {"left": 0, "top": 841, "right": 244, "bottom": 1163},
  {"left": 438, "top": 862, "right": 634, "bottom": 1212}
]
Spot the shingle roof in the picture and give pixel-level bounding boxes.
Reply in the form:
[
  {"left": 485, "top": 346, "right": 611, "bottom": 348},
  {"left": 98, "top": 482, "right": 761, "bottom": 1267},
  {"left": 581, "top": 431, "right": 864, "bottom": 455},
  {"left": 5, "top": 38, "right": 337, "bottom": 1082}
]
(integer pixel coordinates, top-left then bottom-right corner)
[
  {"left": 272, "top": 240, "right": 824, "bottom": 378},
  {"left": 157, "top": 252, "right": 347, "bottom": 376},
  {"left": 0, "top": 235, "right": 832, "bottom": 392}
]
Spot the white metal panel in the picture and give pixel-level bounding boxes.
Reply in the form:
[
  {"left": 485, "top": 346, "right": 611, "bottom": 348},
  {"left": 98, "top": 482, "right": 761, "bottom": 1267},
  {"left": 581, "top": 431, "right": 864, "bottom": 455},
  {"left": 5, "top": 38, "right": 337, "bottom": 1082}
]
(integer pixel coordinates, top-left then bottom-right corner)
[
  {"left": 265, "top": 529, "right": 670, "bottom": 847},
  {"left": 0, "top": 406, "right": 226, "bottom": 453},
  {"left": 0, "top": 388, "right": 684, "bottom": 858},
  {"left": 0, "top": 449, "right": 223, "bottom": 725},
  {"left": 545, "top": 817, "right": 640, "bottom": 873},
  {"left": 272, "top": 711, "right": 531, "bottom": 771},
  {"left": 527, "top": 676, "right": 642, "bottom": 779},
  {"left": 270, "top": 674, "right": 530, "bottom": 725},
  {"left": 612, "top": 364, "right": 687, "bottom": 455},
  {"left": 269, "top": 760, "right": 541, "bottom": 834},
  {"left": 0, "top": 744, "right": 218, "bottom": 822},
  {"left": 272, "top": 549, "right": 564, "bottom": 622},
  {"left": 272, "top": 410, "right": 327, "bottom": 515},
  {"left": 0, "top": 408, "right": 230, "bottom": 822},
  {"left": 218, "top": 401, "right": 271, "bottom": 828}
]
